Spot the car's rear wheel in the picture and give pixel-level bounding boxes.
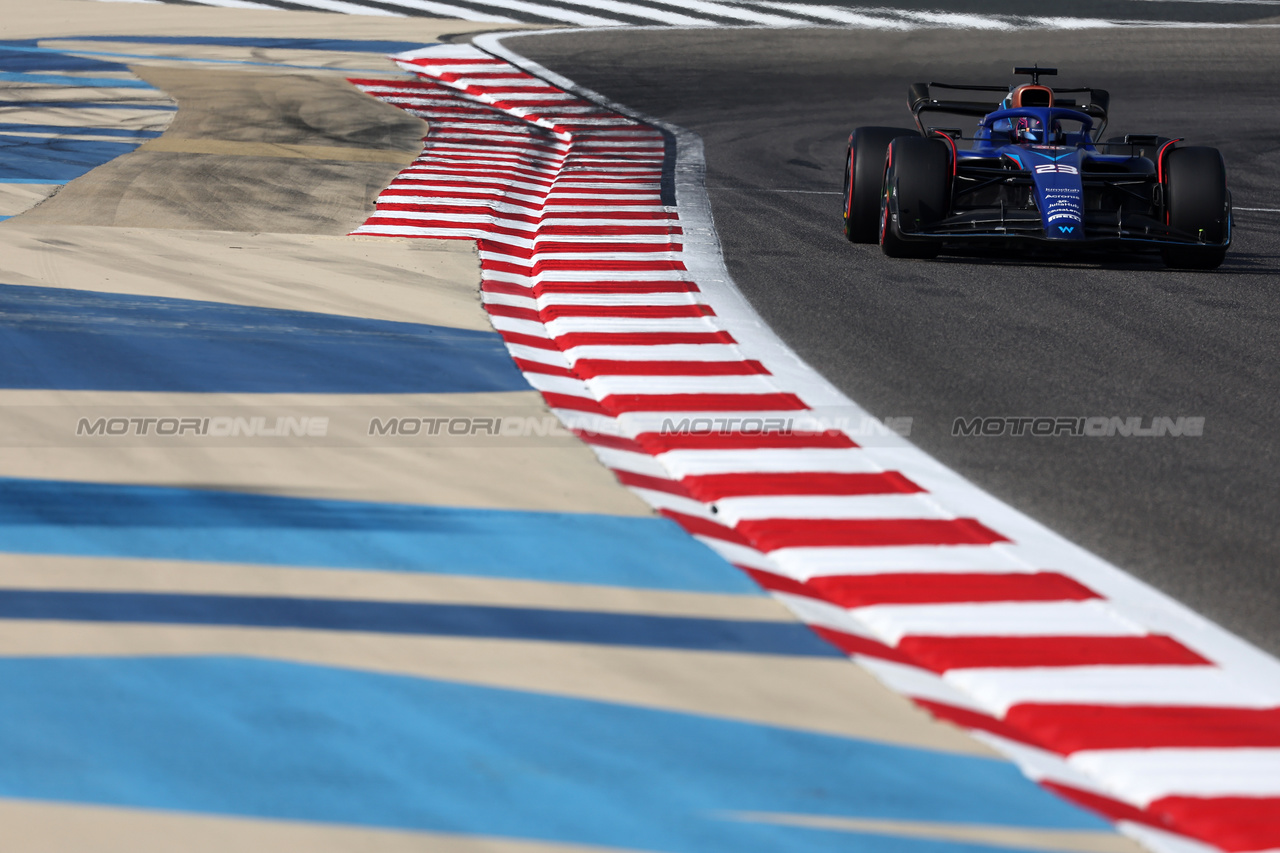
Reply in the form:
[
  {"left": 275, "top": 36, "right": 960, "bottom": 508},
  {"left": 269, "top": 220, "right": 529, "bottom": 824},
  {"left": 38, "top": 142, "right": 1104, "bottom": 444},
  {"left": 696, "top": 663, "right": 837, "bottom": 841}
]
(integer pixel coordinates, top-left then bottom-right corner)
[
  {"left": 879, "top": 136, "right": 949, "bottom": 259},
  {"left": 845, "top": 126, "right": 919, "bottom": 243},
  {"left": 1160, "top": 146, "right": 1229, "bottom": 270}
]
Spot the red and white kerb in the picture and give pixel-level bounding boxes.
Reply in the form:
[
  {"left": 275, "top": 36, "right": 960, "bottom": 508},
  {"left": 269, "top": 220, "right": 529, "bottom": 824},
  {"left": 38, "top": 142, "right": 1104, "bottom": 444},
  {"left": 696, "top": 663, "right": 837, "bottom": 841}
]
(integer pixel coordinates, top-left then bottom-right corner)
[{"left": 351, "top": 44, "right": 1280, "bottom": 853}]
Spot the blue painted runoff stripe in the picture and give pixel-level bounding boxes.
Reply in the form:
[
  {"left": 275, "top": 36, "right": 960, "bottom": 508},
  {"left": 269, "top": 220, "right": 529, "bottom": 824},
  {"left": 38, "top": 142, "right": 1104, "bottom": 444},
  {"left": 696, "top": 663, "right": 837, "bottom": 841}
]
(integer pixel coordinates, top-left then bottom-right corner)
[
  {"left": 0, "top": 657, "right": 1115, "bottom": 852},
  {"left": 0, "top": 102, "right": 176, "bottom": 110},
  {"left": 0, "top": 137, "right": 140, "bottom": 183},
  {"left": 0, "top": 283, "right": 530, "bottom": 393},
  {"left": 0, "top": 72, "right": 152, "bottom": 88},
  {"left": 52, "top": 35, "right": 435, "bottom": 53},
  {"left": 0, "top": 42, "right": 129, "bottom": 73},
  {"left": 6, "top": 43, "right": 415, "bottom": 75},
  {"left": 0, "top": 591, "right": 834, "bottom": 656},
  {"left": 0, "top": 123, "right": 163, "bottom": 138},
  {"left": 0, "top": 478, "right": 760, "bottom": 593}
]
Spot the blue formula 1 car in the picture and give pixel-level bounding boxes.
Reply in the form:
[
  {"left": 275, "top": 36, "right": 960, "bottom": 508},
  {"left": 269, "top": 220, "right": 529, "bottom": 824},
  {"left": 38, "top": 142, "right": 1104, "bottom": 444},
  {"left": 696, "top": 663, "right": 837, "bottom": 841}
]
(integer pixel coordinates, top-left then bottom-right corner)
[{"left": 842, "top": 66, "right": 1231, "bottom": 269}]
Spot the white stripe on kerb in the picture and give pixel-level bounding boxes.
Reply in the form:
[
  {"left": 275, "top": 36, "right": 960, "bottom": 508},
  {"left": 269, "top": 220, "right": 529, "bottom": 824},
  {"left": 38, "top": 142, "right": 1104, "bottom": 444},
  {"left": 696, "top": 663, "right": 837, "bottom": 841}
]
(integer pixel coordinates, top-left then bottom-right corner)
[
  {"left": 521, "top": 374, "right": 591, "bottom": 396},
  {"left": 750, "top": 1, "right": 915, "bottom": 28},
  {"left": 174, "top": 0, "right": 279, "bottom": 9},
  {"left": 555, "top": 0, "right": 718, "bottom": 25},
  {"left": 419, "top": 0, "right": 625, "bottom": 25},
  {"left": 767, "top": 544, "right": 1026, "bottom": 578},
  {"left": 855, "top": 600, "right": 1146, "bottom": 644},
  {"left": 856, "top": 657, "right": 989, "bottom": 712},
  {"left": 770, "top": 591, "right": 880, "bottom": 638},
  {"left": 970, "top": 732, "right": 1108, "bottom": 791},
  {"left": 946, "top": 665, "right": 1280, "bottom": 716},
  {"left": 560, "top": 344, "right": 744, "bottom": 361},
  {"left": 269, "top": 0, "right": 402, "bottom": 14},
  {"left": 712, "top": 494, "right": 950, "bottom": 524},
  {"left": 655, "top": 449, "right": 880, "bottom": 477},
  {"left": 1070, "top": 748, "right": 1280, "bottom": 805},
  {"left": 584, "top": 375, "right": 779, "bottom": 396},
  {"left": 372, "top": 0, "right": 519, "bottom": 20},
  {"left": 589, "top": 446, "right": 672, "bottom": 478}
]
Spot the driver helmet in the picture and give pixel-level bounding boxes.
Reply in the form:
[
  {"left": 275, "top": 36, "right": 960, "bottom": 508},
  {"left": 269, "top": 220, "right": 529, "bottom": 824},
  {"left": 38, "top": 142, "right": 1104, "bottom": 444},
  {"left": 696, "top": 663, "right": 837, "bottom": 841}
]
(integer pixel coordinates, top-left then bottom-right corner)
[
  {"left": 1014, "top": 117, "right": 1064, "bottom": 144},
  {"left": 1014, "top": 116, "right": 1042, "bottom": 143}
]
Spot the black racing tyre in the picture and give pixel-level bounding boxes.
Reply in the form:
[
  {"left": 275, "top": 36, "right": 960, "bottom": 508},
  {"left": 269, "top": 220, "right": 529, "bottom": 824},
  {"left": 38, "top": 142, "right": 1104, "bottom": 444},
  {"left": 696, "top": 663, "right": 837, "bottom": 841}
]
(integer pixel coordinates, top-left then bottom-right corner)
[
  {"left": 844, "top": 126, "right": 919, "bottom": 243},
  {"left": 879, "top": 136, "right": 949, "bottom": 259},
  {"left": 1161, "top": 146, "right": 1229, "bottom": 270}
]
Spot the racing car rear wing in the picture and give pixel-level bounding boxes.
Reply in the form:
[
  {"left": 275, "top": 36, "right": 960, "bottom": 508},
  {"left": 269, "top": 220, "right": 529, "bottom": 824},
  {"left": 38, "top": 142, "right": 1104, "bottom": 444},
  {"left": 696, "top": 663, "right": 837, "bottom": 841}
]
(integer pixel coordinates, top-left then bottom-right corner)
[{"left": 909, "top": 80, "right": 1110, "bottom": 137}]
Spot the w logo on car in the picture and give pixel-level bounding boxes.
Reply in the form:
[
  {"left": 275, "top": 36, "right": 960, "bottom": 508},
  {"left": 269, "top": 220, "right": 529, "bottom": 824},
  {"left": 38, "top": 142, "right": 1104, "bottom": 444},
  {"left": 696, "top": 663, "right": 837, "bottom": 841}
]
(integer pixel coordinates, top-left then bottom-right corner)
[{"left": 1059, "top": 226, "right": 1075, "bottom": 234}]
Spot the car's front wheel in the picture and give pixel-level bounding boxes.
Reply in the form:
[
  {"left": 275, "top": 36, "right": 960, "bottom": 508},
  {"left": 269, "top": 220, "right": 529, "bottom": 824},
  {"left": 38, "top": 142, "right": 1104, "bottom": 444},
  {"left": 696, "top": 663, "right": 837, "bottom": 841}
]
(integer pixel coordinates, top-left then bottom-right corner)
[
  {"left": 879, "top": 136, "right": 950, "bottom": 259},
  {"left": 1161, "top": 146, "right": 1229, "bottom": 270},
  {"left": 845, "top": 126, "right": 919, "bottom": 243}
]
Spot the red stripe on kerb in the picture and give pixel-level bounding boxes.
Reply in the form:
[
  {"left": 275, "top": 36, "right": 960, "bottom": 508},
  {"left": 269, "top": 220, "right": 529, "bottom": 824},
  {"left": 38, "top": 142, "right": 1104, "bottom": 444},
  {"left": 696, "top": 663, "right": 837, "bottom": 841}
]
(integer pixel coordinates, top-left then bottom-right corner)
[
  {"left": 611, "top": 469, "right": 694, "bottom": 497},
  {"left": 540, "top": 393, "right": 608, "bottom": 414},
  {"left": 911, "top": 698, "right": 1041, "bottom": 746},
  {"left": 347, "top": 77, "right": 447, "bottom": 87},
  {"left": 735, "top": 518, "right": 1010, "bottom": 551},
  {"left": 485, "top": 243, "right": 680, "bottom": 259},
  {"left": 572, "top": 360, "right": 767, "bottom": 378},
  {"left": 401, "top": 57, "right": 506, "bottom": 65},
  {"left": 598, "top": 393, "right": 807, "bottom": 413},
  {"left": 436, "top": 71, "right": 531, "bottom": 78},
  {"left": 543, "top": 188, "right": 666, "bottom": 197},
  {"left": 378, "top": 204, "right": 540, "bottom": 222},
  {"left": 512, "top": 358, "right": 574, "bottom": 377},
  {"left": 483, "top": 304, "right": 543, "bottom": 322},
  {"left": 499, "top": 331, "right": 557, "bottom": 351},
  {"left": 741, "top": 568, "right": 814, "bottom": 597},
  {"left": 809, "top": 625, "right": 915, "bottom": 664},
  {"left": 1148, "top": 796, "right": 1280, "bottom": 851},
  {"left": 1039, "top": 781, "right": 1165, "bottom": 829},
  {"left": 543, "top": 211, "right": 682, "bottom": 221},
  {"left": 807, "top": 571, "right": 1098, "bottom": 607},
  {"left": 556, "top": 331, "right": 736, "bottom": 348},
  {"left": 682, "top": 471, "right": 921, "bottom": 500},
  {"left": 897, "top": 634, "right": 1209, "bottom": 672},
  {"left": 410, "top": 193, "right": 537, "bottom": 210},
  {"left": 660, "top": 510, "right": 754, "bottom": 546},
  {"left": 357, "top": 225, "right": 477, "bottom": 241},
  {"left": 634, "top": 430, "right": 856, "bottom": 452},
  {"left": 389, "top": 178, "right": 540, "bottom": 193},
  {"left": 483, "top": 259, "right": 688, "bottom": 275},
  {"left": 1004, "top": 704, "right": 1280, "bottom": 753},
  {"left": 482, "top": 281, "right": 697, "bottom": 297},
  {"left": 405, "top": 167, "right": 553, "bottom": 183},
  {"left": 365, "top": 218, "right": 531, "bottom": 240},
  {"left": 539, "top": 305, "right": 714, "bottom": 320},
  {"left": 538, "top": 226, "right": 682, "bottom": 237},
  {"left": 572, "top": 430, "right": 647, "bottom": 453}
]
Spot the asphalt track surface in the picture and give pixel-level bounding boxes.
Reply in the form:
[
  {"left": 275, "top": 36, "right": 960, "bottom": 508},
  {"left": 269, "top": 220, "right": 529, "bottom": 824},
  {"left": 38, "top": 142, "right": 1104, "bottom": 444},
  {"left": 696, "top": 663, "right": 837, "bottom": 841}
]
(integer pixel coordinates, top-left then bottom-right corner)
[{"left": 509, "top": 26, "right": 1280, "bottom": 656}]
